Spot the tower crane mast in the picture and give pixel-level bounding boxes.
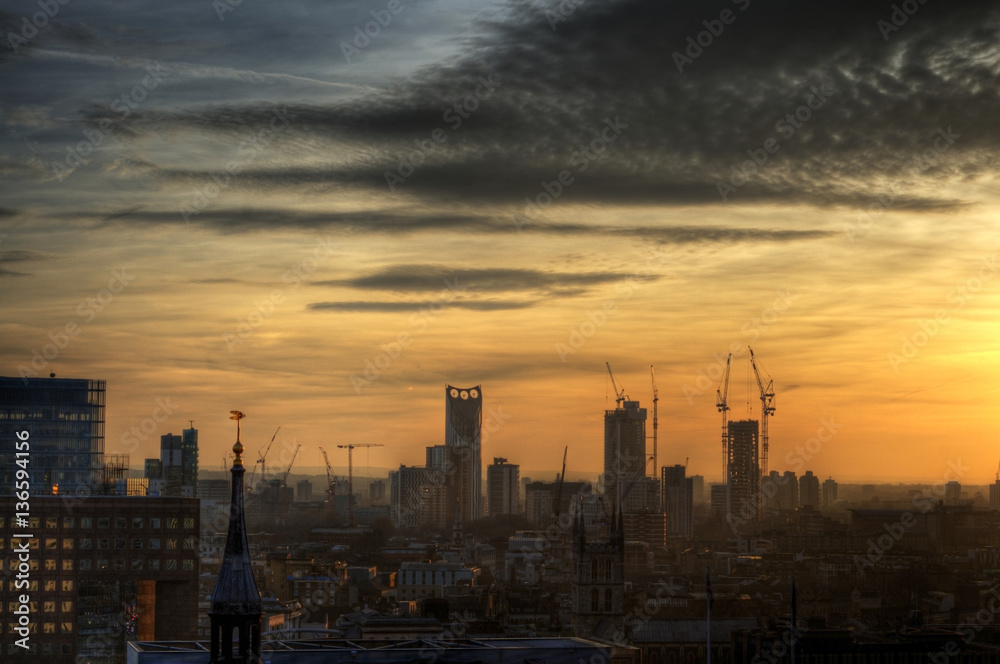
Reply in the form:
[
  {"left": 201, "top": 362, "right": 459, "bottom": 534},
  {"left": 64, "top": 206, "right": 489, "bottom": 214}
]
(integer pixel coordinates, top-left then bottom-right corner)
[
  {"left": 716, "top": 354, "right": 732, "bottom": 480},
  {"left": 336, "top": 443, "right": 384, "bottom": 527},
  {"left": 650, "top": 365, "right": 659, "bottom": 479},
  {"left": 749, "top": 346, "right": 776, "bottom": 481}
]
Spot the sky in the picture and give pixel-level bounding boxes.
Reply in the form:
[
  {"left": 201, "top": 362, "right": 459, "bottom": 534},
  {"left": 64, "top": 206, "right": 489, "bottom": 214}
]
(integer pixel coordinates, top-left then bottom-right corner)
[{"left": 1, "top": 0, "right": 999, "bottom": 484}]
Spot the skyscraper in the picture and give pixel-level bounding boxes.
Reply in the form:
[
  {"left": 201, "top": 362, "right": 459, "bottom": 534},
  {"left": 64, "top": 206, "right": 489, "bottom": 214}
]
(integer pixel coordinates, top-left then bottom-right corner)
[
  {"left": 158, "top": 425, "right": 198, "bottom": 497},
  {"left": 604, "top": 399, "right": 647, "bottom": 512},
  {"left": 822, "top": 476, "right": 838, "bottom": 507},
  {"left": 0, "top": 376, "right": 106, "bottom": 495},
  {"left": 487, "top": 457, "right": 519, "bottom": 516},
  {"left": 727, "top": 419, "right": 760, "bottom": 522},
  {"left": 661, "top": 464, "right": 693, "bottom": 537},
  {"left": 799, "top": 470, "right": 820, "bottom": 508},
  {"left": 445, "top": 385, "right": 482, "bottom": 521}
]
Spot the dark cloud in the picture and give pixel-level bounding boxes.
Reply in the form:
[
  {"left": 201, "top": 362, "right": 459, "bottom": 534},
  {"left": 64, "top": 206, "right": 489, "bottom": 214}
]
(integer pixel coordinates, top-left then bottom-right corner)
[
  {"left": 318, "top": 264, "right": 653, "bottom": 296},
  {"left": 307, "top": 299, "right": 537, "bottom": 312},
  {"left": 0, "top": 250, "right": 48, "bottom": 262},
  {"left": 105, "top": 0, "right": 1000, "bottom": 212},
  {"left": 86, "top": 206, "right": 837, "bottom": 243}
]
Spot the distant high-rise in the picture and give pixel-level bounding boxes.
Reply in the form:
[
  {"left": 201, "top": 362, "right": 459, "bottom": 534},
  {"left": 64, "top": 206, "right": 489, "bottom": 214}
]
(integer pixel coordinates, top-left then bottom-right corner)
[
  {"left": 945, "top": 480, "right": 961, "bottom": 505},
  {"left": 822, "top": 477, "right": 838, "bottom": 506},
  {"left": 661, "top": 465, "right": 693, "bottom": 537},
  {"left": 159, "top": 425, "right": 199, "bottom": 497},
  {"left": 990, "top": 480, "right": 1000, "bottom": 511},
  {"left": 181, "top": 425, "right": 199, "bottom": 496},
  {"left": 775, "top": 470, "right": 799, "bottom": 510},
  {"left": 487, "top": 457, "right": 519, "bottom": 517},
  {"left": 390, "top": 465, "right": 448, "bottom": 528},
  {"left": 445, "top": 385, "right": 482, "bottom": 521},
  {"left": 0, "top": 376, "right": 106, "bottom": 495},
  {"left": 727, "top": 420, "right": 759, "bottom": 521},
  {"left": 690, "top": 474, "right": 705, "bottom": 504},
  {"left": 296, "top": 478, "right": 312, "bottom": 501},
  {"left": 604, "top": 400, "right": 647, "bottom": 512},
  {"left": 800, "top": 470, "right": 820, "bottom": 508}
]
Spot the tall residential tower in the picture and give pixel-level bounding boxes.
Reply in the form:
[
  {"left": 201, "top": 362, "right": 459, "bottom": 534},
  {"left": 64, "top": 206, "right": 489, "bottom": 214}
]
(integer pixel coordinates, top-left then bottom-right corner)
[{"left": 445, "top": 385, "right": 482, "bottom": 521}]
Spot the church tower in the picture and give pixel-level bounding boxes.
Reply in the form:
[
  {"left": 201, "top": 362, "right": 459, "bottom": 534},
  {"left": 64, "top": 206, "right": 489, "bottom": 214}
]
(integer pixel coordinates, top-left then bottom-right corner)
[
  {"left": 571, "top": 504, "right": 625, "bottom": 639},
  {"left": 208, "top": 411, "right": 262, "bottom": 663}
]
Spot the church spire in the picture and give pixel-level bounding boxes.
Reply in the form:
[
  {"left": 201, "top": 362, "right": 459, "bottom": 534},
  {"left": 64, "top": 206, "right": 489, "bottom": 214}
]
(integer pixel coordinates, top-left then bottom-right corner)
[{"left": 208, "top": 411, "right": 262, "bottom": 663}]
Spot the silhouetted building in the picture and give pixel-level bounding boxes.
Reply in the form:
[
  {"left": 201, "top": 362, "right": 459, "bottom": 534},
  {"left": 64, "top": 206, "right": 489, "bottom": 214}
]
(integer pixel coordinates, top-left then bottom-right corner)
[
  {"left": 296, "top": 478, "right": 312, "bottom": 501},
  {"left": 945, "top": 480, "right": 962, "bottom": 505},
  {"left": 208, "top": 418, "right": 261, "bottom": 664},
  {"left": 391, "top": 465, "right": 448, "bottom": 528},
  {"left": 487, "top": 457, "right": 519, "bottom": 516},
  {"left": 800, "top": 470, "right": 820, "bottom": 509},
  {"left": 369, "top": 478, "right": 385, "bottom": 503},
  {"left": 604, "top": 400, "right": 647, "bottom": 513},
  {"left": 445, "top": 385, "right": 482, "bottom": 521},
  {"left": 525, "top": 479, "right": 591, "bottom": 526},
  {"left": 572, "top": 508, "right": 625, "bottom": 638},
  {"left": 727, "top": 420, "right": 759, "bottom": 522},
  {"left": 690, "top": 474, "right": 705, "bottom": 503},
  {"left": 661, "top": 465, "right": 693, "bottom": 537},
  {"left": 0, "top": 376, "right": 106, "bottom": 495},
  {"left": 822, "top": 477, "right": 838, "bottom": 506},
  {"left": 991, "top": 480, "right": 1000, "bottom": 511}
]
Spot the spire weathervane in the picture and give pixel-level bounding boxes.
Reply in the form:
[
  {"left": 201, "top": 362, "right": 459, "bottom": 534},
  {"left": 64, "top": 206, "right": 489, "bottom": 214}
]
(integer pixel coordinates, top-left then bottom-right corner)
[{"left": 229, "top": 410, "right": 245, "bottom": 465}]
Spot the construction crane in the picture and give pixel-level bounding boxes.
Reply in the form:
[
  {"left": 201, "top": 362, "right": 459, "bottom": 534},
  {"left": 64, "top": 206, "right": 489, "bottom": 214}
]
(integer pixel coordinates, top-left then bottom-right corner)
[
  {"left": 248, "top": 426, "right": 280, "bottom": 491},
  {"left": 280, "top": 443, "right": 301, "bottom": 487},
  {"left": 716, "top": 353, "right": 732, "bottom": 481},
  {"left": 650, "top": 365, "right": 659, "bottom": 479},
  {"left": 605, "top": 362, "right": 628, "bottom": 407},
  {"left": 553, "top": 446, "right": 568, "bottom": 524},
  {"left": 749, "top": 347, "right": 776, "bottom": 481},
  {"left": 336, "top": 443, "right": 384, "bottom": 526},
  {"left": 318, "top": 446, "right": 337, "bottom": 514}
]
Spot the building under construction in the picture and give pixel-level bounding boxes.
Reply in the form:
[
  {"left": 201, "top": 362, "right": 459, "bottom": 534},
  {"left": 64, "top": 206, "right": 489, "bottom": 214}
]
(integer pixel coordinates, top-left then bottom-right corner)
[{"left": 726, "top": 419, "right": 760, "bottom": 524}]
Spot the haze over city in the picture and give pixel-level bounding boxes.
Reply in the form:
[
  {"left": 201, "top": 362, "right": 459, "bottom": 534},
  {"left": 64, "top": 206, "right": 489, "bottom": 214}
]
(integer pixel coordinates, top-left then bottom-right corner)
[{"left": 2, "top": 0, "right": 999, "bottom": 483}]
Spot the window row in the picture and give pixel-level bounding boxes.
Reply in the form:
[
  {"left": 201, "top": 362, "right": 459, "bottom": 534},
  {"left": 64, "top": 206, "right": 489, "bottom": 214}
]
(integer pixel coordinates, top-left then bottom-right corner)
[{"left": 3, "top": 516, "right": 195, "bottom": 530}]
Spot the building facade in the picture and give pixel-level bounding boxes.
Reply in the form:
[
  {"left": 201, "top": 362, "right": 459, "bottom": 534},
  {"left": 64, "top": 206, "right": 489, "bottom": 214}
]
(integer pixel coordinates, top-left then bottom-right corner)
[
  {"left": 800, "top": 470, "right": 820, "bottom": 509},
  {"left": 445, "top": 385, "right": 482, "bottom": 521},
  {"left": 0, "top": 376, "right": 106, "bottom": 495},
  {"left": 0, "top": 496, "right": 199, "bottom": 662},
  {"left": 661, "top": 465, "right": 693, "bottom": 537},
  {"left": 571, "top": 509, "right": 625, "bottom": 639},
  {"left": 603, "top": 400, "right": 647, "bottom": 513},
  {"left": 487, "top": 457, "right": 519, "bottom": 517},
  {"left": 727, "top": 420, "right": 760, "bottom": 523}
]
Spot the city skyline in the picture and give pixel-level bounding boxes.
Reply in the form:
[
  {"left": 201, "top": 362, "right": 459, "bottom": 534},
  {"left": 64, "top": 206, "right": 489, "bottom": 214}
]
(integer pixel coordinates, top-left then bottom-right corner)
[{"left": 2, "top": 0, "right": 999, "bottom": 484}]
